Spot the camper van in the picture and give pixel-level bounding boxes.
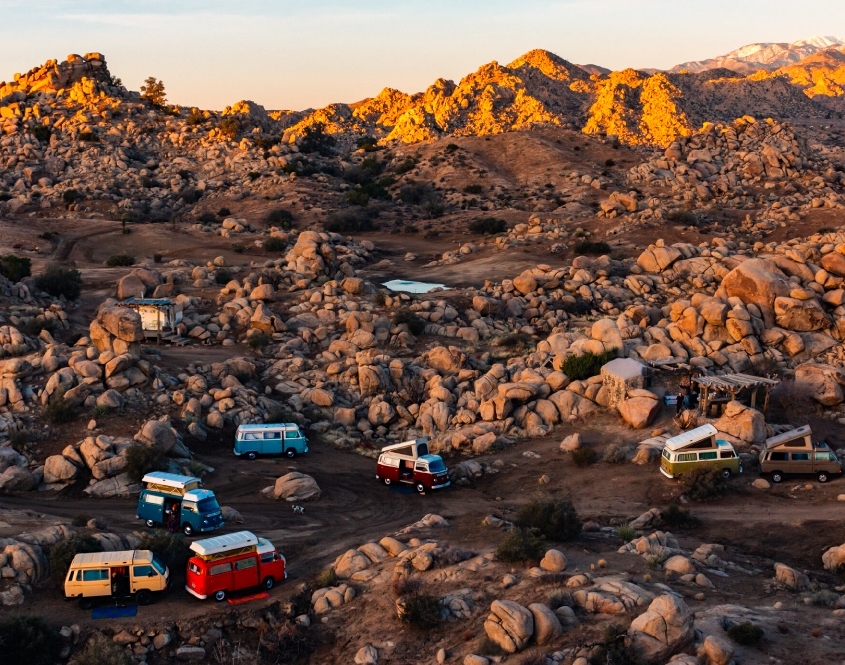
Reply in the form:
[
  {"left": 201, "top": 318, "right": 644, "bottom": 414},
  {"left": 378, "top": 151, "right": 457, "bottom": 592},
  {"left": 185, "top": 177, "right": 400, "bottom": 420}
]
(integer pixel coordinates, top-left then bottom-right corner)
[
  {"left": 64, "top": 549, "right": 169, "bottom": 608},
  {"left": 376, "top": 437, "right": 450, "bottom": 493},
  {"left": 759, "top": 425, "right": 843, "bottom": 483},
  {"left": 660, "top": 424, "right": 742, "bottom": 479},
  {"left": 233, "top": 423, "right": 308, "bottom": 459},
  {"left": 185, "top": 531, "right": 286, "bottom": 602},
  {"left": 136, "top": 472, "right": 224, "bottom": 536}
]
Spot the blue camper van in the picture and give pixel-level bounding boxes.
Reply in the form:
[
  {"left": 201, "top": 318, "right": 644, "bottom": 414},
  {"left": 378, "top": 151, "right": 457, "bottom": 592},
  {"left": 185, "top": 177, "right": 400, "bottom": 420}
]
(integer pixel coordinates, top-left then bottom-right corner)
[
  {"left": 136, "top": 472, "right": 224, "bottom": 536},
  {"left": 233, "top": 423, "right": 309, "bottom": 460}
]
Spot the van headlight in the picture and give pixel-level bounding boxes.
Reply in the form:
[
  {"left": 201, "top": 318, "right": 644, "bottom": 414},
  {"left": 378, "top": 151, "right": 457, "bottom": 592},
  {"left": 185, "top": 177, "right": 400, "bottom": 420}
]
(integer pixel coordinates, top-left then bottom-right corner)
[{"left": 202, "top": 519, "right": 209, "bottom": 524}]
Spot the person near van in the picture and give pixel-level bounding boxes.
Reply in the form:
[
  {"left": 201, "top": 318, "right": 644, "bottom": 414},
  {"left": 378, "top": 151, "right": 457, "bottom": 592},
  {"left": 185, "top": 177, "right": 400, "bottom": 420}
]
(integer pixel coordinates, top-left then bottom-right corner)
[
  {"left": 166, "top": 502, "right": 180, "bottom": 533},
  {"left": 675, "top": 388, "right": 685, "bottom": 415},
  {"left": 111, "top": 567, "right": 129, "bottom": 598}
]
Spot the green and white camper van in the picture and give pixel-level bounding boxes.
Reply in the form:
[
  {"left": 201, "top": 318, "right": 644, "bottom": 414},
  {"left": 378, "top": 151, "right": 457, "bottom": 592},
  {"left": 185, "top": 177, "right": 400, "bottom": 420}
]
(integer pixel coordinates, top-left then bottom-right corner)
[{"left": 660, "top": 424, "right": 741, "bottom": 479}]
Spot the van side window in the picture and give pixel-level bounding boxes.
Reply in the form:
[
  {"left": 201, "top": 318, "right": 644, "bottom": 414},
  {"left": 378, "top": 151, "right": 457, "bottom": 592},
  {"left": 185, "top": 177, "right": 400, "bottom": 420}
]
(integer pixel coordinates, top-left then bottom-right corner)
[
  {"left": 264, "top": 431, "right": 281, "bottom": 440},
  {"left": 699, "top": 452, "right": 717, "bottom": 460},
  {"left": 719, "top": 451, "right": 735, "bottom": 459},
  {"left": 260, "top": 552, "right": 275, "bottom": 564},
  {"left": 769, "top": 452, "right": 788, "bottom": 461},
  {"left": 284, "top": 430, "right": 299, "bottom": 439},
  {"left": 243, "top": 433, "right": 258, "bottom": 440},
  {"left": 144, "top": 493, "right": 164, "bottom": 505},
  {"left": 82, "top": 569, "right": 108, "bottom": 581},
  {"left": 791, "top": 453, "right": 810, "bottom": 461},
  {"left": 234, "top": 557, "right": 257, "bottom": 571},
  {"left": 68, "top": 569, "right": 75, "bottom": 582},
  {"left": 678, "top": 453, "right": 696, "bottom": 462},
  {"left": 210, "top": 562, "right": 232, "bottom": 576},
  {"left": 133, "top": 565, "right": 153, "bottom": 577},
  {"left": 816, "top": 452, "right": 834, "bottom": 461},
  {"left": 189, "top": 563, "right": 202, "bottom": 575},
  {"left": 182, "top": 501, "right": 196, "bottom": 513}
]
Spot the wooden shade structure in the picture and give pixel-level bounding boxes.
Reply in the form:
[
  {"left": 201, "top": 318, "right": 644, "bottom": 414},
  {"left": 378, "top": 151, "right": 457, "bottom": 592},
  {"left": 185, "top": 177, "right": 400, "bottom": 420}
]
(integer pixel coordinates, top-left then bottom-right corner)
[{"left": 692, "top": 373, "right": 779, "bottom": 416}]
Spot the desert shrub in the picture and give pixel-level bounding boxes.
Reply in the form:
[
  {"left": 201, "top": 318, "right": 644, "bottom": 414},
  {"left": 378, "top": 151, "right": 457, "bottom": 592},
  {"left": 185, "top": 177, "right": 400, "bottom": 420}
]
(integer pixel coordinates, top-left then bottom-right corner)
[
  {"left": 62, "top": 189, "right": 80, "bottom": 205},
  {"left": 248, "top": 331, "right": 271, "bottom": 350},
  {"left": 217, "top": 207, "right": 231, "bottom": 217},
  {"left": 422, "top": 195, "right": 445, "bottom": 218},
  {"left": 496, "top": 527, "right": 546, "bottom": 562},
  {"left": 515, "top": 498, "right": 581, "bottom": 542},
  {"left": 37, "top": 231, "right": 57, "bottom": 240},
  {"left": 345, "top": 188, "right": 370, "bottom": 206},
  {"left": 247, "top": 170, "right": 261, "bottom": 181},
  {"left": 31, "top": 125, "right": 51, "bottom": 142},
  {"left": 397, "top": 182, "right": 431, "bottom": 205},
  {"left": 231, "top": 243, "right": 245, "bottom": 253},
  {"left": 497, "top": 333, "right": 530, "bottom": 350},
  {"left": 45, "top": 392, "right": 78, "bottom": 424},
  {"left": 73, "top": 633, "right": 133, "bottom": 665},
  {"left": 617, "top": 524, "right": 636, "bottom": 542},
  {"left": 809, "top": 590, "right": 840, "bottom": 606},
  {"left": 197, "top": 212, "right": 217, "bottom": 225},
  {"left": 604, "top": 158, "right": 616, "bottom": 167},
  {"left": 78, "top": 131, "right": 99, "bottom": 142},
  {"left": 299, "top": 122, "right": 336, "bottom": 156},
  {"left": 262, "top": 236, "right": 287, "bottom": 252},
  {"left": 266, "top": 208, "right": 294, "bottom": 228},
  {"left": 35, "top": 265, "right": 82, "bottom": 300},
  {"left": 646, "top": 553, "right": 668, "bottom": 568},
  {"left": 661, "top": 504, "right": 701, "bottom": 530},
  {"left": 818, "top": 226, "right": 836, "bottom": 234},
  {"left": 392, "top": 576, "right": 421, "bottom": 597},
  {"left": 124, "top": 444, "right": 167, "bottom": 483},
  {"left": 91, "top": 404, "right": 110, "bottom": 418},
  {"left": 589, "top": 623, "right": 643, "bottom": 665},
  {"left": 571, "top": 446, "right": 599, "bottom": 467},
  {"left": 682, "top": 467, "right": 728, "bottom": 501},
  {"left": 603, "top": 443, "right": 628, "bottom": 464},
  {"left": 0, "top": 255, "right": 31, "bottom": 282},
  {"left": 214, "top": 268, "right": 232, "bottom": 285},
  {"left": 105, "top": 254, "right": 135, "bottom": 267},
  {"left": 356, "top": 135, "right": 379, "bottom": 151},
  {"left": 265, "top": 408, "right": 297, "bottom": 424},
  {"left": 140, "top": 76, "right": 166, "bottom": 106},
  {"left": 50, "top": 534, "right": 103, "bottom": 586},
  {"left": 271, "top": 622, "right": 316, "bottom": 661},
  {"left": 392, "top": 309, "right": 426, "bottom": 336},
  {"left": 186, "top": 112, "right": 204, "bottom": 126},
  {"left": 0, "top": 615, "right": 61, "bottom": 665},
  {"left": 217, "top": 117, "right": 240, "bottom": 139},
  {"left": 463, "top": 183, "right": 483, "bottom": 194},
  {"left": 573, "top": 240, "right": 612, "bottom": 255},
  {"left": 666, "top": 210, "right": 697, "bottom": 225},
  {"left": 399, "top": 592, "right": 441, "bottom": 629},
  {"left": 71, "top": 514, "right": 90, "bottom": 527},
  {"left": 561, "top": 348, "right": 617, "bottom": 381},
  {"left": 445, "top": 143, "right": 459, "bottom": 152},
  {"left": 548, "top": 589, "right": 574, "bottom": 609},
  {"left": 727, "top": 622, "right": 764, "bottom": 646},
  {"left": 468, "top": 217, "right": 507, "bottom": 234},
  {"left": 136, "top": 531, "right": 190, "bottom": 571},
  {"left": 315, "top": 568, "right": 337, "bottom": 588},
  {"left": 477, "top": 636, "right": 505, "bottom": 656},
  {"left": 326, "top": 209, "right": 375, "bottom": 233},
  {"left": 394, "top": 157, "right": 416, "bottom": 174}
]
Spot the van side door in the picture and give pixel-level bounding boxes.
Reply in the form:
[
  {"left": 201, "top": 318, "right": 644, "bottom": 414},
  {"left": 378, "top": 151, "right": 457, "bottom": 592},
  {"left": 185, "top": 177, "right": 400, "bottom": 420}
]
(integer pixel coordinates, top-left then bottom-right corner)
[
  {"left": 132, "top": 564, "right": 159, "bottom": 592},
  {"left": 262, "top": 431, "right": 282, "bottom": 455},
  {"left": 284, "top": 428, "right": 305, "bottom": 454},
  {"left": 790, "top": 451, "right": 813, "bottom": 475},
  {"left": 233, "top": 555, "right": 260, "bottom": 590},
  {"left": 139, "top": 492, "right": 165, "bottom": 523},
  {"left": 77, "top": 568, "right": 110, "bottom": 597}
]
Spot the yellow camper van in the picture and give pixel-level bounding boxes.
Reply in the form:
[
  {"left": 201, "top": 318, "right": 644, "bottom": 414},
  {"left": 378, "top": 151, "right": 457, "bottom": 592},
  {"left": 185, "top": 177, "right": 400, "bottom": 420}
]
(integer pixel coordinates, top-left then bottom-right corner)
[
  {"left": 660, "top": 424, "right": 742, "bottom": 479},
  {"left": 64, "top": 550, "right": 169, "bottom": 608}
]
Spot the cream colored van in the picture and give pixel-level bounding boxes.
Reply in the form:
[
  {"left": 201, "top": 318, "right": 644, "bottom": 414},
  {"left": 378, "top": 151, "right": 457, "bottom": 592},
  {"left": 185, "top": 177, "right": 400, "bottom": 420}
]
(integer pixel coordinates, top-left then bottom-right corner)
[{"left": 64, "top": 550, "right": 169, "bottom": 608}]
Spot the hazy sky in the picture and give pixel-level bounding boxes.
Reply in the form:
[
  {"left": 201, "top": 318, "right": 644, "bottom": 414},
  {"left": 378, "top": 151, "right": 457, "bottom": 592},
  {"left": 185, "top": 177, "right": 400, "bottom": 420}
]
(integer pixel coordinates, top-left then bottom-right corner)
[{"left": 1, "top": 0, "right": 842, "bottom": 111}]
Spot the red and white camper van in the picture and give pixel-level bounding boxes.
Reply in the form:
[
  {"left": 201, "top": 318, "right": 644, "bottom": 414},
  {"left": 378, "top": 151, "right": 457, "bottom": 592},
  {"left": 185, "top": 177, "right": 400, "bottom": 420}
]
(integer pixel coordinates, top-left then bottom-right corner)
[
  {"left": 185, "top": 531, "right": 286, "bottom": 601},
  {"left": 376, "top": 437, "right": 450, "bottom": 493}
]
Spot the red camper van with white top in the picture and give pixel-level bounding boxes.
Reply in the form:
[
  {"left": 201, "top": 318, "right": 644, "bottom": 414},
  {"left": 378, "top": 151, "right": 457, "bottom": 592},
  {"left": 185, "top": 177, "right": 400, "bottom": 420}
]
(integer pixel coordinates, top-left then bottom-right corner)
[
  {"left": 185, "top": 531, "right": 286, "bottom": 602},
  {"left": 376, "top": 437, "right": 450, "bottom": 493}
]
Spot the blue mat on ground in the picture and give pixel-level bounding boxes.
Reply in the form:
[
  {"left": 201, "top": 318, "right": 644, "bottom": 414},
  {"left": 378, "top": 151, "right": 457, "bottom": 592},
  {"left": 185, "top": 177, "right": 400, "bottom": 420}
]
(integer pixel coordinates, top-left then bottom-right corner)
[
  {"left": 92, "top": 605, "right": 137, "bottom": 619},
  {"left": 389, "top": 485, "right": 416, "bottom": 495}
]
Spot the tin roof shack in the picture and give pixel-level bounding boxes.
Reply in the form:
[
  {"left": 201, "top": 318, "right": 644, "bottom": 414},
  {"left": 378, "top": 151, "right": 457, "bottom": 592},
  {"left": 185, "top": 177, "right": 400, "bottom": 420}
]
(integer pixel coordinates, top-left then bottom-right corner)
[
  {"left": 693, "top": 373, "right": 779, "bottom": 417},
  {"left": 601, "top": 358, "right": 646, "bottom": 407},
  {"left": 119, "top": 298, "right": 183, "bottom": 341}
]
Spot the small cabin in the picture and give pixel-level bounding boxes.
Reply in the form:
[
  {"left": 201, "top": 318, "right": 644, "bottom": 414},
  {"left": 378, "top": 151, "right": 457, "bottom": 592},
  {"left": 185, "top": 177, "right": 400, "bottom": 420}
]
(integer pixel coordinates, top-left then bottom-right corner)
[{"left": 120, "top": 298, "right": 182, "bottom": 334}]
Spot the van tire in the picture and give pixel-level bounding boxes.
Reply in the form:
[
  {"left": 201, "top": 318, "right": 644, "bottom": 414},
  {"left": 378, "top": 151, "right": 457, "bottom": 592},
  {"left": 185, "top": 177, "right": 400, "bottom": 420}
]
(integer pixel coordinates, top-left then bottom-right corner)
[
  {"left": 285, "top": 449, "right": 296, "bottom": 459},
  {"left": 136, "top": 590, "right": 152, "bottom": 606},
  {"left": 416, "top": 482, "right": 426, "bottom": 494},
  {"left": 818, "top": 472, "right": 830, "bottom": 483},
  {"left": 246, "top": 452, "right": 257, "bottom": 461},
  {"left": 720, "top": 468, "right": 731, "bottom": 479},
  {"left": 770, "top": 471, "right": 784, "bottom": 484},
  {"left": 263, "top": 576, "right": 275, "bottom": 590},
  {"left": 214, "top": 590, "right": 226, "bottom": 602},
  {"left": 145, "top": 519, "right": 156, "bottom": 528},
  {"left": 182, "top": 524, "right": 194, "bottom": 536},
  {"left": 383, "top": 478, "right": 391, "bottom": 486},
  {"left": 79, "top": 597, "right": 93, "bottom": 610}
]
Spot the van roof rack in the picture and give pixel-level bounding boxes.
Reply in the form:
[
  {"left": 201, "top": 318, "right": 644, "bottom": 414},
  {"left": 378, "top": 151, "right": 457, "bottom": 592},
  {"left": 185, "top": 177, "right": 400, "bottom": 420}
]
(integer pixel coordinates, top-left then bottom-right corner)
[
  {"left": 190, "top": 531, "right": 259, "bottom": 559},
  {"left": 71, "top": 550, "right": 153, "bottom": 567},
  {"left": 664, "top": 424, "right": 718, "bottom": 452}
]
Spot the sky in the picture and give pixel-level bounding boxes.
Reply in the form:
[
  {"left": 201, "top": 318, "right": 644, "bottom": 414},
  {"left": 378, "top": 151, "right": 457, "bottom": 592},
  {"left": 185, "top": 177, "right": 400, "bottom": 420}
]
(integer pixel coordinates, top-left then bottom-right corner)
[{"left": 0, "top": 0, "right": 843, "bottom": 111}]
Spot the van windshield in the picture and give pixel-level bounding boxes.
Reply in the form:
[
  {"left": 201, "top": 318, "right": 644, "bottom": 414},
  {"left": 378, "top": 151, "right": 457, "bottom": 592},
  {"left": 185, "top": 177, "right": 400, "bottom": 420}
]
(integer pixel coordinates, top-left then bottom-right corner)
[
  {"left": 151, "top": 556, "right": 166, "bottom": 575},
  {"left": 428, "top": 459, "right": 446, "bottom": 473},
  {"left": 197, "top": 497, "right": 221, "bottom": 513}
]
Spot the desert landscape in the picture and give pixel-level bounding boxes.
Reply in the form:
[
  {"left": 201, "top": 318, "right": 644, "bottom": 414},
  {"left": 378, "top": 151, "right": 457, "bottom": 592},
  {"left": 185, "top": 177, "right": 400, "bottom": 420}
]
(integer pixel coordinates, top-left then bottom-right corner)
[{"left": 1, "top": 25, "right": 845, "bottom": 665}]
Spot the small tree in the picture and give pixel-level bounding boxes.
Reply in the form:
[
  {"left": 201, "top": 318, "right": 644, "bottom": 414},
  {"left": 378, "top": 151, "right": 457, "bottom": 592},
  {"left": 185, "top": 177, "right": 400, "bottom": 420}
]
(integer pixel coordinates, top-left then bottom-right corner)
[
  {"left": 35, "top": 265, "right": 82, "bottom": 300},
  {"left": 0, "top": 615, "right": 61, "bottom": 665},
  {"left": 515, "top": 498, "right": 582, "bottom": 542},
  {"left": 140, "top": 77, "right": 167, "bottom": 107},
  {"left": 496, "top": 527, "right": 546, "bottom": 563},
  {"left": 125, "top": 444, "right": 167, "bottom": 483},
  {"left": 0, "top": 255, "right": 31, "bottom": 282}
]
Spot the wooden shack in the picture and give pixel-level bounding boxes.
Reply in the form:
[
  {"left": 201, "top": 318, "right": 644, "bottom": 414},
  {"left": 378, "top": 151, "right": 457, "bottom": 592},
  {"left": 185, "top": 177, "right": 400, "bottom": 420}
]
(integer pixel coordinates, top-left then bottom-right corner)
[
  {"left": 693, "top": 373, "right": 779, "bottom": 417},
  {"left": 601, "top": 358, "right": 646, "bottom": 407}
]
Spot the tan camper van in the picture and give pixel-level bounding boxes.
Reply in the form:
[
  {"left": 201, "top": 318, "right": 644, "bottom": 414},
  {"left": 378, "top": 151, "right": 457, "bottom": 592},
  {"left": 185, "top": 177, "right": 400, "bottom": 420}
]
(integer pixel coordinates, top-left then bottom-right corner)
[
  {"left": 64, "top": 550, "right": 169, "bottom": 608},
  {"left": 759, "top": 425, "right": 843, "bottom": 483}
]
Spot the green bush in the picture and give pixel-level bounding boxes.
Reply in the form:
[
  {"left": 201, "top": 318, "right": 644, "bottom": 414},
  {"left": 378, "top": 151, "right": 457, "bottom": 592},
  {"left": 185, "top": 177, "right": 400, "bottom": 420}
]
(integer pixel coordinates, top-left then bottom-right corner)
[
  {"left": 573, "top": 240, "right": 612, "bottom": 255},
  {"left": 215, "top": 268, "right": 232, "bottom": 285},
  {"left": 44, "top": 392, "right": 78, "bottom": 424},
  {"left": 35, "top": 265, "right": 82, "bottom": 300},
  {"left": 105, "top": 254, "right": 135, "bottom": 267},
  {"left": 248, "top": 331, "right": 271, "bottom": 350},
  {"left": 315, "top": 568, "right": 337, "bottom": 588},
  {"left": 468, "top": 217, "right": 507, "bottom": 234},
  {"left": 561, "top": 348, "right": 617, "bottom": 381},
  {"left": 392, "top": 309, "right": 426, "bottom": 336},
  {"left": 603, "top": 443, "right": 628, "bottom": 464},
  {"left": 31, "top": 126, "right": 51, "bottom": 142},
  {"left": 809, "top": 590, "right": 840, "bottom": 607},
  {"left": 0, "top": 255, "right": 31, "bottom": 282},
  {"left": 136, "top": 531, "right": 190, "bottom": 571},
  {"left": 496, "top": 527, "right": 546, "bottom": 563},
  {"left": 0, "top": 615, "right": 61, "bottom": 665},
  {"left": 124, "top": 444, "right": 167, "bottom": 483},
  {"left": 345, "top": 188, "right": 370, "bottom": 206},
  {"left": 265, "top": 408, "right": 297, "bottom": 424},
  {"left": 515, "top": 499, "right": 581, "bottom": 542},
  {"left": 298, "top": 122, "right": 336, "bottom": 156},
  {"left": 727, "top": 622, "right": 764, "bottom": 647},
  {"left": 198, "top": 212, "right": 217, "bottom": 225},
  {"left": 262, "top": 236, "right": 287, "bottom": 252},
  {"left": 62, "top": 189, "right": 80, "bottom": 205},
  {"left": 78, "top": 131, "right": 99, "bottom": 142},
  {"left": 71, "top": 514, "right": 90, "bottom": 527},
  {"left": 50, "top": 534, "right": 103, "bottom": 586},
  {"left": 266, "top": 208, "right": 294, "bottom": 228},
  {"left": 186, "top": 113, "right": 204, "bottom": 126},
  {"left": 547, "top": 589, "right": 574, "bottom": 609},
  {"left": 463, "top": 183, "right": 484, "bottom": 194},
  {"left": 617, "top": 524, "right": 636, "bottom": 542},
  {"left": 661, "top": 504, "right": 701, "bottom": 530},
  {"left": 666, "top": 210, "right": 697, "bottom": 225},
  {"left": 217, "top": 207, "right": 231, "bottom": 217},
  {"left": 682, "top": 467, "right": 728, "bottom": 502},
  {"left": 398, "top": 592, "right": 442, "bottom": 628},
  {"left": 588, "top": 623, "right": 643, "bottom": 665},
  {"left": 73, "top": 633, "right": 133, "bottom": 665},
  {"left": 217, "top": 117, "right": 240, "bottom": 139},
  {"left": 571, "top": 446, "right": 599, "bottom": 467},
  {"left": 394, "top": 158, "right": 416, "bottom": 174},
  {"left": 326, "top": 209, "right": 375, "bottom": 233}
]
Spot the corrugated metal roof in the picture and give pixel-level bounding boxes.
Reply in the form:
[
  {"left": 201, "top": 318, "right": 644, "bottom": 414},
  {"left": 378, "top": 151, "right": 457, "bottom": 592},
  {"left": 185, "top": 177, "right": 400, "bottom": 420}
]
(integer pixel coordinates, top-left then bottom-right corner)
[
  {"left": 693, "top": 373, "right": 779, "bottom": 390},
  {"left": 664, "top": 424, "right": 718, "bottom": 452},
  {"left": 121, "top": 298, "right": 175, "bottom": 306}
]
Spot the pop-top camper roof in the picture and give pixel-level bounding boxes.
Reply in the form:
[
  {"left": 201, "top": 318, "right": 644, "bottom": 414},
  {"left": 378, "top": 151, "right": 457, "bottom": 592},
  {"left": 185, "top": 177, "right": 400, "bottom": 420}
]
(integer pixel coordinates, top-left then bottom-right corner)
[
  {"left": 380, "top": 437, "right": 430, "bottom": 460},
  {"left": 664, "top": 424, "right": 718, "bottom": 452},
  {"left": 190, "top": 531, "right": 258, "bottom": 558},
  {"left": 764, "top": 425, "right": 813, "bottom": 451},
  {"left": 142, "top": 472, "right": 201, "bottom": 490}
]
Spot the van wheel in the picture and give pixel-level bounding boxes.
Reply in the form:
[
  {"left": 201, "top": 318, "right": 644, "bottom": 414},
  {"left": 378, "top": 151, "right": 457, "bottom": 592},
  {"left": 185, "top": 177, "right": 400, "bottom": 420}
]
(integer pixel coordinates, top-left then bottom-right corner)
[
  {"left": 246, "top": 452, "right": 257, "bottom": 461},
  {"left": 285, "top": 449, "right": 296, "bottom": 459},
  {"left": 136, "top": 590, "right": 152, "bottom": 606},
  {"left": 720, "top": 468, "right": 731, "bottom": 479},
  {"left": 383, "top": 478, "right": 391, "bottom": 486},
  {"left": 770, "top": 471, "right": 784, "bottom": 484},
  {"left": 263, "top": 576, "right": 275, "bottom": 591},
  {"left": 416, "top": 482, "right": 426, "bottom": 494},
  {"left": 79, "top": 597, "right": 93, "bottom": 610},
  {"left": 818, "top": 472, "right": 830, "bottom": 483},
  {"left": 182, "top": 524, "right": 194, "bottom": 537},
  {"left": 145, "top": 519, "right": 156, "bottom": 528},
  {"left": 214, "top": 590, "right": 226, "bottom": 602}
]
